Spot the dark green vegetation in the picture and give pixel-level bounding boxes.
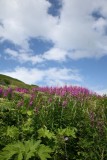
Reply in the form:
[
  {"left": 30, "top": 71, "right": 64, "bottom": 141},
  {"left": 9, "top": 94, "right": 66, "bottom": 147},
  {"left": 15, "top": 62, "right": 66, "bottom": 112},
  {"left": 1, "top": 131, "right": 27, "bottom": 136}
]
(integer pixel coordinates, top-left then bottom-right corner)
[
  {"left": 0, "top": 74, "right": 38, "bottom": 89},
  {"left": 0, "top": 77, "right": 107, "bottom": 159}
]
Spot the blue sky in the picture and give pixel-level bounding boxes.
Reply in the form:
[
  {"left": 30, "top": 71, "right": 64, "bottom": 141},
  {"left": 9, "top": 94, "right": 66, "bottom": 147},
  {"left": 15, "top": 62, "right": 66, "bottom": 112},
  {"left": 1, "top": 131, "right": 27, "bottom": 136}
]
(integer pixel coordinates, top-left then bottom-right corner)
[{"left": 0, "top": 0, "right": 107, "bottom": 95}]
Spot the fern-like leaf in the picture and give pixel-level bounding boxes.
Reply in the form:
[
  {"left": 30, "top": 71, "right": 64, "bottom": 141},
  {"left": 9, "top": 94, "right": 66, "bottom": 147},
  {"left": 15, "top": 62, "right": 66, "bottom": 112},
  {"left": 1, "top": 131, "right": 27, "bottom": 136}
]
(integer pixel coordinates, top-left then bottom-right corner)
[
  {"left": 24, "top": 139, "right": 41, "bottom": 160},
  {"left": 57, "top": 127, "right": 77, "bottom": 138},
  {"left": 6, "top": 126, "right": 19, "bottom": 138},
  {"left": 17, "top": 152, "right": 23, "bottom": 160},
  {"left": 0, "top": 139, "right": 52, "bottom": 160},
  {"left": 0, "top": 143, "right": 18, "bottom": 160},
  {"left": 37, "top": 144, "right": 52, "bottom": 160},
  {"left": 38, "top": 127, "right": 55, "bottom": 139}
]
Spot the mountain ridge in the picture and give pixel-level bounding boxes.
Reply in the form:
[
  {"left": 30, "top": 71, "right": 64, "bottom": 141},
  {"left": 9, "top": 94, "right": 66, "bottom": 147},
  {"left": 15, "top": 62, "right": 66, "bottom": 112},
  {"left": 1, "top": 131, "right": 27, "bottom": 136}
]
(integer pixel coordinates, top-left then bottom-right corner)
[{"left": 0, "top": 74, "right": 38, "bottom": 88}]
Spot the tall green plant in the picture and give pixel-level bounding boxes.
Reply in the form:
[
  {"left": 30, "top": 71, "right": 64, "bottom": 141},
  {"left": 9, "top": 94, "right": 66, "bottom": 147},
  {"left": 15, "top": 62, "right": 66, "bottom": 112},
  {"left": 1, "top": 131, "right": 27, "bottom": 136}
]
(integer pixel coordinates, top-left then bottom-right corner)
[{"left": 0, "top": 139, "right": 52, "bottom": 160}]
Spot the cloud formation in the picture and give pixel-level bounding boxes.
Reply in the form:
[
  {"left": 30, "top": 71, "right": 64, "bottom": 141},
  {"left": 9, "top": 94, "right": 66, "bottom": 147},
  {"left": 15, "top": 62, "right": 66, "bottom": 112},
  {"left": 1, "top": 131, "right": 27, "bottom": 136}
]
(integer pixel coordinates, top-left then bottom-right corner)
[
  {"left": 5, "top": 48, "right": 44, "bottom": 64},
  {"left": 0, "top": 67, "right": 82, "bottom": 86},
  {"left": 1, "top": 0, "right": 107, "bottom": 62},
  {"left": 51, "top": 0, "right": 107, "bottom": 59},
  {"left": 0, "top": 0, "right": 57, "bottom": 49}
]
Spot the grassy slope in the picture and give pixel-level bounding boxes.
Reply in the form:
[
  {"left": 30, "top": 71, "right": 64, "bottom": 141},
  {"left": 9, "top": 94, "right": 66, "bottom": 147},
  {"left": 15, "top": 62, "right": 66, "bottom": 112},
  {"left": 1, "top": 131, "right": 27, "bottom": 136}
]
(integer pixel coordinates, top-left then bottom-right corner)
[{"left": 0, "top": 74, "right": 38, "bottom": 89}]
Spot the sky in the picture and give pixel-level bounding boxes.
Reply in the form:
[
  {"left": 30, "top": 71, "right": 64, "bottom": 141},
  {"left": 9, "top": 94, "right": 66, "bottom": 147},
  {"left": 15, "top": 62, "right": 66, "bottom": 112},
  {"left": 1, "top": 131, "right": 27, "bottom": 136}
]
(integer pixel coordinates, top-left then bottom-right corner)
[{"left": 0, "top": 0, "right": 107, "bottom": 95}]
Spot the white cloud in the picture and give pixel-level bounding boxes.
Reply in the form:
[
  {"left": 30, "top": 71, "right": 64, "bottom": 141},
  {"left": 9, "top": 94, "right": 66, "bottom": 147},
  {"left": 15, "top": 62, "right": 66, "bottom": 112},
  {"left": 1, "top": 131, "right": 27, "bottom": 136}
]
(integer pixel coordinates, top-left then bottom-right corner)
[
  {"left": 95, "top": 89, "right": 107, "bottom": 95},
  {"left": 82, "top": 84, "right": 107, "bottom": 95},
  {"left": 1, "top": 0, "right": 107, "bottom": 61},
  {"left": 43, "top": 48, "right": 67, "bottom": 61},
  {"left": 93, "top": 17, "right": 107, "bottom": 35},
  {"left": 0, "top": 0, "right": 57, "bottom": 49},
  {"left": 0, "top": 67, "right": 82, "bottom": 85},
  {"left": 5, "top": 47, "right": 68, "bottom": 64},
  {"left": 50, "top": 0, "right": 107, "bottom": 59},
  {"left": 5, "top": 48, "right": 44, "bottom": 64}
]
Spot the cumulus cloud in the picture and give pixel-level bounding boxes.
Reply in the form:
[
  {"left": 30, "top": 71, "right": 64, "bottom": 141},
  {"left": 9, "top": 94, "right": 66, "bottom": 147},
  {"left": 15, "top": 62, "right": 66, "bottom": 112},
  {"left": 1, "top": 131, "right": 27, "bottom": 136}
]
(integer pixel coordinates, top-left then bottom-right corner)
[
  {"left": 5, "top": 47, "right": 68, "bottom": 64},
  {"left": 50, "top": 0, "right": 107, "bottom": 59},
  {"left": 43, "top": 47, "right": 67, "bottom": 61},
  {"left": 1, "top": 0, "right": 107, "bottom": 62},
  {"left": 93, "top": 17, "right": 107, "bottom": 34},
  {"left": 0, "top": 67, "right": 82, "bottom": 85},
  {"left": 5, "top": 48, "right": 44, "bottom": 64},
  {"left": 0, "top": 0, "right": 57, "bottom": 49}
]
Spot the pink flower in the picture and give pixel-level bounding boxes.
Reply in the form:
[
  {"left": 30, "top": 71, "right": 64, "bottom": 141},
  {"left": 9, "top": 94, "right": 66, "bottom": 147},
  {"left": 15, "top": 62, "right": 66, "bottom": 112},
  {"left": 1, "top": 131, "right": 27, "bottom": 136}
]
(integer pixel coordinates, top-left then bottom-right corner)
[{"left": 29, "top": 101, "right": 33, "bottom": 106}]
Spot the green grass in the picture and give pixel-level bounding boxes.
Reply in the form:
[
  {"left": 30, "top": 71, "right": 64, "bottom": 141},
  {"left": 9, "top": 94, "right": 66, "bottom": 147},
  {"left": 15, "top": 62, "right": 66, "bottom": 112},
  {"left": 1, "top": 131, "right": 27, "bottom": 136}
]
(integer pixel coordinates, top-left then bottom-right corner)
[{"left": 0, "top": 74, "right": 38, "bottom": 89}]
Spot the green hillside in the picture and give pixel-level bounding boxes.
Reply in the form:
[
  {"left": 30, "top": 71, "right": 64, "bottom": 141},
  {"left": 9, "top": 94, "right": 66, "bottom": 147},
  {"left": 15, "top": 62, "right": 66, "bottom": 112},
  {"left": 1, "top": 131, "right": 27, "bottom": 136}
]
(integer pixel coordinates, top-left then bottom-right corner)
[{"left": 0, "top": 74, "right": 38, "bottom": 88}]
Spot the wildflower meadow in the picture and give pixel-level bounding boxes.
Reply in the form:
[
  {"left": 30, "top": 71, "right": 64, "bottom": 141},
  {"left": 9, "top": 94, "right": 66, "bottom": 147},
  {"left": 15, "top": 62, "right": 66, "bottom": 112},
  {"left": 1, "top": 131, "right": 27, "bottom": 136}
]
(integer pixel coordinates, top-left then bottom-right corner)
[{"left": 0, "top": 85, "right": 107, "bottom": 159}]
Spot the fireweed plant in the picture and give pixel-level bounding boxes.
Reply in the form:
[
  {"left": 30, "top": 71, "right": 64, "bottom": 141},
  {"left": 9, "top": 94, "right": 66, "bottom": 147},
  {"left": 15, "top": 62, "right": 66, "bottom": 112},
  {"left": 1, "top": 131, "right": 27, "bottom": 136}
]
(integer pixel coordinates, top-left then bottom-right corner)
[{"left": 0, "top": 85, "right": 107, "bottom": 159}]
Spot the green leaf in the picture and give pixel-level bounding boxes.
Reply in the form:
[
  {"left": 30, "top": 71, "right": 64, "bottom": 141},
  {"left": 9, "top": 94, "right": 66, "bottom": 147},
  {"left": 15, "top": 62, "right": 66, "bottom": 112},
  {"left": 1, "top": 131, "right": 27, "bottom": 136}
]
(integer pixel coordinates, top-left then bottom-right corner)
[
  {"left": 38, "top": 128, "right": 55, "bottom": 139},
  {"left": 25, "top": 139, "right": 41, "bottom": 153},
  {"left": 17, "top": 152, "right": 23, "bottom": 160},
  {"left": 57, "top": 127, "right": 77, "bottom": 138},
  {"left": 6, "top": 126, "right": 19, "bottom": 138},
  {"left": 0, "top": 144, "right": 18, "bottom": 160},
  {"left": 24, "top": 140, "right": 41, "bottom": 160},
  {"left": 0, "top": 138, "right": 52, "bottom": 160},
  {"left": 27, "top": 110, "right": 33, "bottom": 116},
  {"left": 37, "top": 145, "right": 52, "bottom": 160}
]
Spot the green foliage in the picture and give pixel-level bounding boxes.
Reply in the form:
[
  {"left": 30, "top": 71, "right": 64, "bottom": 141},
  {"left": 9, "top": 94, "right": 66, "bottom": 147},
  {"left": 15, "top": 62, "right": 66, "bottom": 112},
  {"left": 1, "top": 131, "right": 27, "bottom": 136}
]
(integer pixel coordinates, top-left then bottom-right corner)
[
  {"left": 0, "top": 74, "right": 38, "bottom": 88},
  {"left": 57, "top": 127, "right": 77, "bottom": 138},
  {"left": 1, "top": 85, "right": 107, "bottom": 159},
  {"left": 0, "top": 139, "right": 53, "bottom": 160},
  {"left": 38, "top": 127, "right": 56, "bottom": 139},
  {"left": 3, "top": 79, "right": 11, "bottom": 85},
  {"left": 37, "top": 145, "right": 52, "bottom": 160},
  {"left": 5, "top": 126, "right": 19, "bottom": 138}
]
